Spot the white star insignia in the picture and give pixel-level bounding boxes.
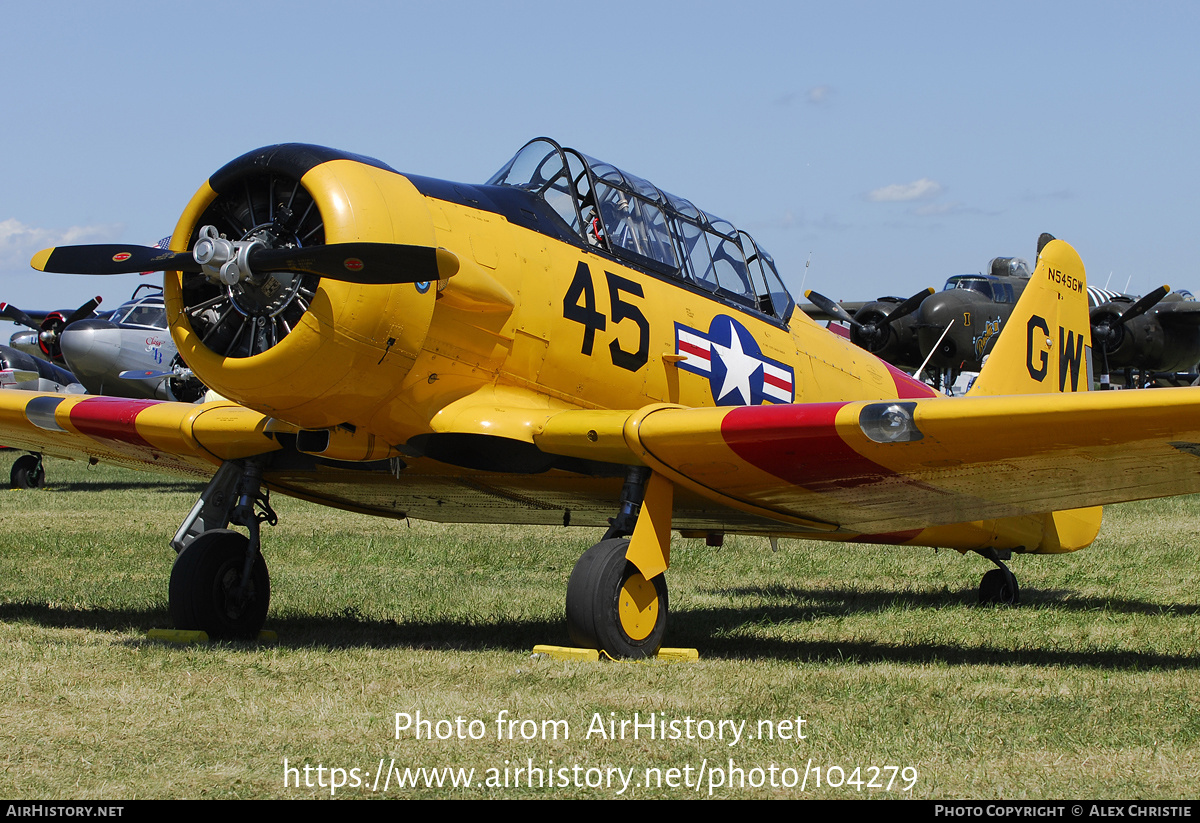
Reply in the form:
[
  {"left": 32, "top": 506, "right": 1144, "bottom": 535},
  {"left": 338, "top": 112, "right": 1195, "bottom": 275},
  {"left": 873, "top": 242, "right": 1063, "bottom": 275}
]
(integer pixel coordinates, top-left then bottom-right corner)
[{"left": 711, "top": 331, "right": 762, "bottom": 404}]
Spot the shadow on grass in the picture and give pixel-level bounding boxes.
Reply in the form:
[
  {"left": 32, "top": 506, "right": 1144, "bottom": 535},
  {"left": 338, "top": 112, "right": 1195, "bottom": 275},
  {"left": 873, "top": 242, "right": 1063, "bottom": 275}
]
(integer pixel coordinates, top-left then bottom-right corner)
[
  {"left": 38, "top": 480, "right": 207, "bottom": 494},
  {"left": 707, "top": 583, "right": 1200, "bottom": 618},
  {"left": 2, "top": 589, "right": 1197, "bottom": 669}
]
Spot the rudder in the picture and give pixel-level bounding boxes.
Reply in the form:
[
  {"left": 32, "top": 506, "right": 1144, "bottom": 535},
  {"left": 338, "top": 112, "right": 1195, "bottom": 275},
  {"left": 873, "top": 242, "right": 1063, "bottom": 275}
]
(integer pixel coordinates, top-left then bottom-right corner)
[{"left": 968, "top": 234, "right": 1093, "bottom": 397}]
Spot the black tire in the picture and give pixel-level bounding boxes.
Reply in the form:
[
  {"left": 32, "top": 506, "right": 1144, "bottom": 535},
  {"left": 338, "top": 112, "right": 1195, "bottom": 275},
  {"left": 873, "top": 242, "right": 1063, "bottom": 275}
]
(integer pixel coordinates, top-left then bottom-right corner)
[
  {"left": 979, "top": 567, "right": 1019, "bottom": 606},
  {"left": 169, "top": 529, "right": 269, "bottom": 639},
  {"left": 566, "top": 538, "right": 668, "bottom": 659},
  {"left": 10, "top": 454, "right": 44, "bottom": 489}
]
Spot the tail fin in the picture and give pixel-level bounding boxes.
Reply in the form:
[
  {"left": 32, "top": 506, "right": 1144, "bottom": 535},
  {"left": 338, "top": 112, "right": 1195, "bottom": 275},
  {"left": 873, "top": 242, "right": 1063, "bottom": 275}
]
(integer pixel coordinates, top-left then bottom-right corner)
[{"left": 967, "top": 234, "right": 1092, "bottom": 397}]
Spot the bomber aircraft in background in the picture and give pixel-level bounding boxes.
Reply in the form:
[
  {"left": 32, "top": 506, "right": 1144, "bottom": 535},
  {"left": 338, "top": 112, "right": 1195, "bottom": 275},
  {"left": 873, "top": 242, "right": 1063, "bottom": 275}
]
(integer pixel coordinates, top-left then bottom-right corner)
[
  {"left": 2, "top": 295, "right": 103, "bottom": 364},
  {"left": 4, "top": 285, "right": 204, "bottom": 402},
  {"left": 805, "top": 257, "right": 1200, "bottom": 390},
  {"left": 6, "top": 139, "right": 1200, "bottom": 658},
  {"left": 2, "top": 285, "right": 204, "bottom": 488}
]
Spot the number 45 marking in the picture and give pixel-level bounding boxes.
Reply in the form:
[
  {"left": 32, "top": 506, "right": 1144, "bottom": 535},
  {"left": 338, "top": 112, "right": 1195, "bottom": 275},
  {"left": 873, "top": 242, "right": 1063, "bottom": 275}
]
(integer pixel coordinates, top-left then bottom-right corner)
[{"left": 562, "top": 262, "right": 649, "bottom": 372}]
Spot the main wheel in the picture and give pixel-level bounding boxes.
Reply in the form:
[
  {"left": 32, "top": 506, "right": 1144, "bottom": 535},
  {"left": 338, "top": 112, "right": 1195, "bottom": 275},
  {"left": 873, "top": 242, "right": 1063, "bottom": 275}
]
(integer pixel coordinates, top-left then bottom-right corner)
[
  {"left": 10, "top": 454, "right": 44, "bottom": 489},
  {"left": 169, "top": 529, "right": 270, "bottom": 639},
  {"left": 566, "top": 538, "right": 668, "bottom": 659},
  {"left": 979, "top": 567, "right": 1019, "bottom": 606}
]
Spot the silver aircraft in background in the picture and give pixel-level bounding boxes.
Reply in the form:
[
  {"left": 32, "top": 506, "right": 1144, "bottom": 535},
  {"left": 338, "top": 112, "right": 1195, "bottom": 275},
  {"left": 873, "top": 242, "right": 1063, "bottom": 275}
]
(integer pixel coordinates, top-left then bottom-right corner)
[{"left": 3, "top": 284, "right": 204, "bottom": 402}]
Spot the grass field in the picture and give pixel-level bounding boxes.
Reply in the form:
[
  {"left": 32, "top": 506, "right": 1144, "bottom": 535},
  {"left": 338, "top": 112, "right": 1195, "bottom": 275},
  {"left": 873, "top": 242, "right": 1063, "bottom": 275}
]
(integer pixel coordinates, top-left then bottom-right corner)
[{"left": 1, "top": 454, "right": 1196, "bottom": 799}]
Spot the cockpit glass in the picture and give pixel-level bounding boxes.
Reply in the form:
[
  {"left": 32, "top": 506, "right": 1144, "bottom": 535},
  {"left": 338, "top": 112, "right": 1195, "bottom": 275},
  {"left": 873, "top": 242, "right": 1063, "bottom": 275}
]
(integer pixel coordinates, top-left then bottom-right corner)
[
  {"left": 945, "top": 276, "right": 994, "bottom": 300},
  {"left": 488, "top": 138, "right": 796, "bottom": 322},
  {"left": 115, "top": 301, "right": 167, "bottom": 328}
]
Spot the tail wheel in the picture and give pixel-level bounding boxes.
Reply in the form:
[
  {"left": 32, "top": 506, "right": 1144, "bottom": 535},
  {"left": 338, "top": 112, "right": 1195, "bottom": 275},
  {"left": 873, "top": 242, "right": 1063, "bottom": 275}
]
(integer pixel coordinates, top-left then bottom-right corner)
[
  {"left": 566, "top": 538, "right": 668, "bottom": 658},
  {"left": 10, "top": 454, "right": 45, "bottom": 489},
  {"left": 169, "top": 529, "right": 270, "bottom": 639},
  {"left": 180, "top": 172, "right": 323, "bottom": 360}
]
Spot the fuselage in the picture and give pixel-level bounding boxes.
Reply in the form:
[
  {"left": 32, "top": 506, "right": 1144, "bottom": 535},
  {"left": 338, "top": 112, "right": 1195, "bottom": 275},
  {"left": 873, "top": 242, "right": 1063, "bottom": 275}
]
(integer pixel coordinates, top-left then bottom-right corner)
[{"left": 166, "top": 140, "right": 934, "bottom": 456}]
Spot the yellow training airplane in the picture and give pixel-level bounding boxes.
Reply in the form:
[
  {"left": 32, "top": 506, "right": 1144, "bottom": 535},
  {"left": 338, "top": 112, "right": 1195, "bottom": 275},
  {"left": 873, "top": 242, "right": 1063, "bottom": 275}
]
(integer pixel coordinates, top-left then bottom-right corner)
[{"left": 7, "top": 138, "right": 1200, "bottom": 657}]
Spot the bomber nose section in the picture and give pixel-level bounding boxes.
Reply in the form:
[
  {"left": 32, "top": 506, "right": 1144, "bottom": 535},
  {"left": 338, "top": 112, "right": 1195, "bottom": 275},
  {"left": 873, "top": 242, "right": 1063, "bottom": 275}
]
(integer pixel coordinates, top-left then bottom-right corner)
[
  {"left": 915, "top": 293, "right": 966, "bottom": 368},
  {"left": 59, "top": 319, "right": 125, "bottom": 394}
]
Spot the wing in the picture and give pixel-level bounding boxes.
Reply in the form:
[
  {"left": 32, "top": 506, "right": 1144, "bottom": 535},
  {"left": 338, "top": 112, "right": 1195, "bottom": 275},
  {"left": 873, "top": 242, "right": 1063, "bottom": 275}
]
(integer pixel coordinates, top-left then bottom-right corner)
[
  {"left": 0, "top": 392, "right": 280, "bottom": 477},
  {"left": 536, "top": 387, "right": 1200, "bottom": 551},
  {"left": 1155, "top": 300, "right": 1200, "bottom": 327}
]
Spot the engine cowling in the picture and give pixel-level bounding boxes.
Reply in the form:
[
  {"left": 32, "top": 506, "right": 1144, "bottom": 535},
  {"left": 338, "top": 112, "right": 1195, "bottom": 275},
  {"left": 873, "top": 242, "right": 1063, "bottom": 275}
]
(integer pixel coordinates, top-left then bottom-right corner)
[
  {"left": 850, "top": 299, "right": 922, "bottom": 367},
  {"left": 164, "top": 145, "right": 438, "bottom": 431}
]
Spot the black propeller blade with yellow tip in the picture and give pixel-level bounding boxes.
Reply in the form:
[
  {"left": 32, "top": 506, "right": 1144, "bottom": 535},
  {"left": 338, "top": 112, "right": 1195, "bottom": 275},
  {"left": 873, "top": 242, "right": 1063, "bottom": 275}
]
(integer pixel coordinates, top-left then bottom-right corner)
[{"left": 31, "top": 236, "right": 458, "bottom": 285}]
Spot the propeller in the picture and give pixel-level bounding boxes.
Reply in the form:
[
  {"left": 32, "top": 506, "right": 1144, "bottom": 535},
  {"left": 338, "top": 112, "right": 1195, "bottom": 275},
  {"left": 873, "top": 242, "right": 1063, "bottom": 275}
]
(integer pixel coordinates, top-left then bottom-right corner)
[
  {"left": 1092, "top": 284, "right": 1170, "bottom": 352},
  {"left": 1, "top": 296, "right": 102, "bottom": 362},
  {"left": 806, "top": 287, "right": 933, "bottom": 351},
  {"left": 31, "top": 226, "right": 459, "bottom": 286},
  {"left": 0, "top": 302, "right": 41, "bottom": 330}
]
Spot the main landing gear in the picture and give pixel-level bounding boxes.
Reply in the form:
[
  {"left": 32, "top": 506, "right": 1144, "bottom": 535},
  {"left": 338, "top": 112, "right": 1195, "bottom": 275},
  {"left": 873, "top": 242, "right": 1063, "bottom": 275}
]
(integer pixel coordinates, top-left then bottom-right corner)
[
  {"left": 977, "top": 549, "right": 1019, "bottom": 606},
  {"left": 566, "top": 538, "right": 668, "bottom": 658},
  {"left": 565, "top": 467, "right": 671, "bottom": 659},
  {"left": 168, "top": 459, "right": 276, "bottom": 639},
  {"left": 9, "top": 453, "right": 45, "bottom": 489}
]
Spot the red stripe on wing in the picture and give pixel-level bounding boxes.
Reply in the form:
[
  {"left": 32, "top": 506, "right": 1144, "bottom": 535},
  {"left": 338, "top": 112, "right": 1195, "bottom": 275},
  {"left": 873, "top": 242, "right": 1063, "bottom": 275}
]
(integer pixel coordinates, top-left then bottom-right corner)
[
  {"left": 68, "top": 397, "right": 160, "bottom": 448},
  {"left": 720, "top": 403, "right": 897, "bottom": 491}
]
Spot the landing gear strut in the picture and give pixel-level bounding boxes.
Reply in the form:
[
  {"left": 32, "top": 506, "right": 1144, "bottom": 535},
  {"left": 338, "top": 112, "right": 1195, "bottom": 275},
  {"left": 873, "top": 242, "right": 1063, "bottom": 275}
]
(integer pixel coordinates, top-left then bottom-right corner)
[
  {"left": 566, "top": 468, "right": 671, "bottom": 658},
  {"left": 168, "top": 459, "right": 276, "bottom": 639},
  {"left": 977, "top": 549, "right": 1019, "bottom": 605}
]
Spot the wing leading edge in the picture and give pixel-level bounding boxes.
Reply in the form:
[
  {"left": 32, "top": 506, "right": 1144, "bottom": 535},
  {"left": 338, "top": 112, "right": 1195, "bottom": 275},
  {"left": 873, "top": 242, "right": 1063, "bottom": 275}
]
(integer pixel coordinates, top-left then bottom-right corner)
[{"left": 0, "top": 392, "right": 279, "bottom": 477}]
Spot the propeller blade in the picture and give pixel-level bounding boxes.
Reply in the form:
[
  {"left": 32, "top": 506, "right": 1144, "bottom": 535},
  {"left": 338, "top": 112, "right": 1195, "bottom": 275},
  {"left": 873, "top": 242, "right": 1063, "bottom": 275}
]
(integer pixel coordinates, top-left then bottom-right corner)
[
  {"left": 65, "top": 296, "right": 103, "bottom": 326},
  {"left": 1118, "top": 284, "right": 1170, "bottom": 324},
  {"left": 0, "top": 302, "right": 40, "bottom": 330},
  {"left": 884, "top": 287, "right": 934, "bottom": 324},
  {"left": 31, "top": 244, "right": 201, "bottom": 274},
  {"left": 32, "top": 238, "right": 458, "bottom": 286},
  {"left": 804, "top": 290, "right": 860, "bottom": 328},
  {"left": 247, "top": 243, "right": 459, "bottom": 284}
]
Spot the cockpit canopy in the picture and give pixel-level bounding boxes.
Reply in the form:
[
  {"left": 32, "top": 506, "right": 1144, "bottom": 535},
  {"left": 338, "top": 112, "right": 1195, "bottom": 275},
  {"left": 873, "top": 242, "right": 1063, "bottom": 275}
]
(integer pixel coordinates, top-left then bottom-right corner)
[
  {"left": 487, "top": 138, "right": 794, "bottom": 323},
  {"left": 109, "top": 285, "right": 167, "bottom": 329},
  {"left": 941, "top": 274, "right": 1016, "bottom": 304}
]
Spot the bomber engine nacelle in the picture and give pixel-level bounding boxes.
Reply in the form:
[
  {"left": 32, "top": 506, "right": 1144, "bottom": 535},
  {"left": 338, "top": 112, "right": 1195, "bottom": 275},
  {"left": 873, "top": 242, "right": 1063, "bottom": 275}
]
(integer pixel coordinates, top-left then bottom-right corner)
[
  {"left": 805, "top": 288, "right": 931, "bottom": 368},
  {"left": 849, "top": 297, "right": 923, "bottom": 367},
  {"left": 164, "top": 145, "right": 441, "bottom": 431},
  {"left": 1090, "top": 290, "right": 1200, "bottom": 373}
]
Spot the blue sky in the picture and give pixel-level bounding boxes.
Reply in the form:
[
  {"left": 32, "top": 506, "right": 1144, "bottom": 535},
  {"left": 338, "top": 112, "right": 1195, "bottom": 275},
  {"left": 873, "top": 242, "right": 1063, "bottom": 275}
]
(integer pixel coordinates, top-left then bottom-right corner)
[{"left": 3, "top": 0, "right": 1197, "bottom": 318}]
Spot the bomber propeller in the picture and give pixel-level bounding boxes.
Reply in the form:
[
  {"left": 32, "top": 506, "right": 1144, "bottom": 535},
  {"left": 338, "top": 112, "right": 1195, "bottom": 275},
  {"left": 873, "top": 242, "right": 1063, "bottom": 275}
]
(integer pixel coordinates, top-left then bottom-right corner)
[
  {"left": 0, "top": 296, "right": 102, "bottom": 362},
  {"left": 1091, "top": 284, "right": 1171, "bottom": 353},
  {"left": 806, "top": 287, "right": 933, "bottom": 352},
  {"left": 31, "top": 226, "right": 459, "bottom": 286}
]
